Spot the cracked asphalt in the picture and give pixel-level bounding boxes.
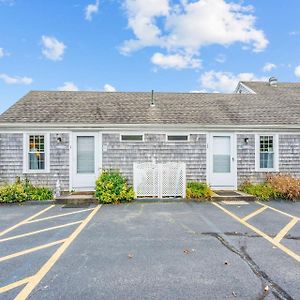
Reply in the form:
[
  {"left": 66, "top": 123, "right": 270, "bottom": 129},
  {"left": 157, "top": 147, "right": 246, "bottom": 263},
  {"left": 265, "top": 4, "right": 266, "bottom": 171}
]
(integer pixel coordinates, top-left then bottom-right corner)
[{"left": 0, "top": 201, "right": 300, "bottom": 300}]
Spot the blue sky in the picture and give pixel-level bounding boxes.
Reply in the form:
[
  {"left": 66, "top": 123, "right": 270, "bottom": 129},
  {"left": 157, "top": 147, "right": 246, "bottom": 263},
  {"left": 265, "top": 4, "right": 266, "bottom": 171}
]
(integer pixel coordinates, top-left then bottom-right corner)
[{"left": 0, "top": 0, "right": 300, "bottom": 113}]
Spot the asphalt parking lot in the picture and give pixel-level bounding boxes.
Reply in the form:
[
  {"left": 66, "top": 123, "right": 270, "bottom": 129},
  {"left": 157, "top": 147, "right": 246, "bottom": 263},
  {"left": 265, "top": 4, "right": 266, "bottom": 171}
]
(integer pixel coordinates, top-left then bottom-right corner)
[{"left": 0, "top": 201, "right": 299, "bottom": 300}]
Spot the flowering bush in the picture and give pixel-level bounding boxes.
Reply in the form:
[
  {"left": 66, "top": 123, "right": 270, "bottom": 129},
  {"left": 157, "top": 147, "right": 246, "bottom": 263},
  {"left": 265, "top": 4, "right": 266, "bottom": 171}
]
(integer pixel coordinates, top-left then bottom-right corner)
[
  {"left": 95, "top": 170, "right": 135, "bottom": 204},
  {"left": 186, "top": 182, "right": 213, "bottom": 200},
  {"left": 0, "top": 178, "right": 53, "bottom": 203}
]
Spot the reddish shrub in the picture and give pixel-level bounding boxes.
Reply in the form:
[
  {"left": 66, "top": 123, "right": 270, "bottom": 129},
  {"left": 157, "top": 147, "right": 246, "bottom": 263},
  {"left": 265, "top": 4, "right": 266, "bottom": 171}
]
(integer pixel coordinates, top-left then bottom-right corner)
[{"left": 266, "top": 174, "right": 300, "bottom": 201}]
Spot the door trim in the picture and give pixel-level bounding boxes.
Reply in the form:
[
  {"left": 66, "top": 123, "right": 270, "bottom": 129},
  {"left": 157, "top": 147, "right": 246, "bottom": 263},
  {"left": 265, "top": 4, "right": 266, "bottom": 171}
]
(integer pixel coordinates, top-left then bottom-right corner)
[
  {"left": 69, "top": 132, "right": 102, "bottom": 191},
  {"left": 207, "top": 132, "right": 237, "bottom": 190}
]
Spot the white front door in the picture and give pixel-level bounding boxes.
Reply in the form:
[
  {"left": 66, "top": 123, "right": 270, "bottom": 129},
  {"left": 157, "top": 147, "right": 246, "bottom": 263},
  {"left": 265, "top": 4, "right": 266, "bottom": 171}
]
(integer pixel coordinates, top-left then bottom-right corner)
[
  {"left": 71, "top": 133, "right": 100, "bottom": 191},
  {"left": 208, "top": 133, "right": 236, "bottom": 190}
]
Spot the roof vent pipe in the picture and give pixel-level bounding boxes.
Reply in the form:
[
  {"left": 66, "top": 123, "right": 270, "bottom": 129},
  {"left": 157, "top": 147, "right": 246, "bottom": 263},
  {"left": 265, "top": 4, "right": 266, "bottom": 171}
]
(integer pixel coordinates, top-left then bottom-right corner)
[
  {"left": 150, "top": 90, "right": 155, "bottom": 107},
  {"left": 269, "top": 77, "right": 278, "bottom": 87}
]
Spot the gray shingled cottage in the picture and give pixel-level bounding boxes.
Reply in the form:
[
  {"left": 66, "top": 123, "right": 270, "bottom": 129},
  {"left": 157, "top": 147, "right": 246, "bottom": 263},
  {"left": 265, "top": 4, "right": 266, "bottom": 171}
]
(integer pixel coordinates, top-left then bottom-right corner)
[{"left": 0, "top": 79, "right": 299, "bottom": 196}]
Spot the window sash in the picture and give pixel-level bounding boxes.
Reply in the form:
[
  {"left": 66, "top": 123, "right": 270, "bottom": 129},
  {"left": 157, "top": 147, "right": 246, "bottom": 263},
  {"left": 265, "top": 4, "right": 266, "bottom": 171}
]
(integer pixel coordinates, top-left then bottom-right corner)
[
  {"left": 28, "top": 135, "right": 46, "bottom": 171},
  {"left": 258, "top": 135, "right": 275, "bottom": 170}
]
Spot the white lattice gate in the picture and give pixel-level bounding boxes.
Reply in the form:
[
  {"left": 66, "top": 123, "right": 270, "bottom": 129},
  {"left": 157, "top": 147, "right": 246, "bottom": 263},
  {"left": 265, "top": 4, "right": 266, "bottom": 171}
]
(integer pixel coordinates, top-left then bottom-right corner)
[{"left": 133, "top": 162, "right": 186, "bottom": 198}]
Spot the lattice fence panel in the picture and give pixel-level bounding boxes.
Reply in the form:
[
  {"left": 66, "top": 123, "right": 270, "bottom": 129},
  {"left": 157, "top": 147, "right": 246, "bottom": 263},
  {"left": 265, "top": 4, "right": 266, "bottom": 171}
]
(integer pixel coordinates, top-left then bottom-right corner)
[
  {"left": 133, "top": 162, "right": 186, "bottom": 198},
  {"left": 133, "top": 163, "right": 159, "bottom": 197},
  {"left": 161, "top": 163, "right": 186, "bottom": 198}
]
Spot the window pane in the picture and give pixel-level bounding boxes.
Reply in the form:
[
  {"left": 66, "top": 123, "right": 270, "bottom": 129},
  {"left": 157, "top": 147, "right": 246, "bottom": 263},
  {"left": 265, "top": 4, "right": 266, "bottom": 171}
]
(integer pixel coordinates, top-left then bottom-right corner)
[
  {"left": 213, "top": 136, "right": 231, "bottom": 173},
  {"left": 167, "top": 135, "right": 188, "bottom": 141},
  {"left": 29, "top": 135, "right": 45, "bottom": 152},
  {"left": 29, "top": 152, "right": 45, "bottom": 170},
  {"left": 260, "top": 153, "right": 274, "bottom": 169},
  {"left": 121, "top": 135, "right": 143, "bottom": 141},
  {"left": 77, "top": 136, "right": 95, "bottom": 174}
]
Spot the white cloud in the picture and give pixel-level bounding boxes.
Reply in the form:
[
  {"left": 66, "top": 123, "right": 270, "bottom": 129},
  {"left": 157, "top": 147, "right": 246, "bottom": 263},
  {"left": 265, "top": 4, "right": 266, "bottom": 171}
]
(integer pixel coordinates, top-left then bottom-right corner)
[
  {"left": 295, "top": 66, "right": 300, "bottom": 77},
  {"left": 103, "top": 84, "right": 117, "bottom": 92},
  {"left": 289, "top": 31, "right": 300, "bottom": 36},
  {"left": 215, "top": 54, "right": 226, "bottom": 64},
  {"left": 0, "top": 0, "right": 15, "bottom": 6},
  {"left": 85, "top": 0, "right": 100, "bottom": 21},
  {"left": 122, "top": 0, "right": 268, "bottom": 69},
  {"left": 121, "top": 0, "right": 169, "bottom": 54},
  {"left": 0, "top": 47, "right": 9, "bottom": 58},
  {"left": 151, "top": 52, "right": 201, "bottom": 69},
  {"left": 103, "top": 83, "right": 117, "bottom": 92},
  {"left": 41, "top": 35, "right": 66, "bottom": 61},
  {"left": 57, "top": 82, "right": 79, "bottom": 91},
  {"left": 189, "top": 89, "right": 207, "bottom": 93},
  {"left": 199, "top": 70, "right": 267, "bottom": 93},
  {"left": 262, "top": 63, "right": 276, "bottom": 72},
  {"left": 0, "top": 73, "right": 33, "bottom": 85}
]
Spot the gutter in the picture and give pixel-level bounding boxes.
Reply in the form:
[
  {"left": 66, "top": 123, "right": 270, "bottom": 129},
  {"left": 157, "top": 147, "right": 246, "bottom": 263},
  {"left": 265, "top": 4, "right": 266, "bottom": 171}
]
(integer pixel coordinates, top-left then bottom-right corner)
[{"left": 0, "top": 123, "right": 300, "bottom": 132}]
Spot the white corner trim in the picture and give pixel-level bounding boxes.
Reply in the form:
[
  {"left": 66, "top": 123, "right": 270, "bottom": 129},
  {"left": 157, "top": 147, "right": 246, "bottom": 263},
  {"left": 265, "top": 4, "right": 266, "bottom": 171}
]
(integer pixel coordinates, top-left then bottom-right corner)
[
  {"left": 235, "top": 82, "right": 256, "bottom": 94},
  {"left": 23, "top": 133, "right": 50, "bottom": 174},
  {"left": 255, "top": 134, "right": 279, "bottom": 172}
]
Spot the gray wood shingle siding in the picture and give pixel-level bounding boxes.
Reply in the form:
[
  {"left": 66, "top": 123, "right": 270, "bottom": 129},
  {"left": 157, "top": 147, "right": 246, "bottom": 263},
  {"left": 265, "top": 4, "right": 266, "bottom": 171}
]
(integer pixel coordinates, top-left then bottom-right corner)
[
  {"left": 102, "top": 133, "right": 207, "bottom": 184},
  {"left": 237, "top": 134, "right": 300, "bottom": 185},
  {"left": 0, "top": 133, "right": 69, "bottom": 190},
  {"left": 0, "top": 132, "right": 299, "bottom": 190}
]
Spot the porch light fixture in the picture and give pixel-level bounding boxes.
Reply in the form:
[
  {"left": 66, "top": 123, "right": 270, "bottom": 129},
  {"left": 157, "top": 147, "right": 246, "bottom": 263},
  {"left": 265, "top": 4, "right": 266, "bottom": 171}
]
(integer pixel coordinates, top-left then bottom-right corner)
[
  {"left": 56, "top": 134, "right": 62, "bottom": 143},
  {"left": 244, "top": 137, "right": 249, "bottom": 145}
]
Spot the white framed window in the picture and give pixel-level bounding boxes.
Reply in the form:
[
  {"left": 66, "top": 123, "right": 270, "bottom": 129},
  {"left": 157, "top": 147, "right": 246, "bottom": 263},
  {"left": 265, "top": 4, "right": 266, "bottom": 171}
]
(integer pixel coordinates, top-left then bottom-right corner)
[
  {"left": 120, "top": 134, "right": 144, "bottom": 142},
  {"left": 167, "top": 134, "right": 189, "bottom": 142},
  {"left": 23, "top": 133, "right": 50, "bottom": 173},
  {"left": 255, "top": 134, "right": 279, "bottom": 172}
]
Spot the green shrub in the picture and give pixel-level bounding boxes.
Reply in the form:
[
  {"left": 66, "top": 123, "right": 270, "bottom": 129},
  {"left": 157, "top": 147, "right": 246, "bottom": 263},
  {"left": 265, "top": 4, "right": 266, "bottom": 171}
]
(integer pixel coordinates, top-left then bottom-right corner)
[
  {"left": 186, "top": 182, "right": 213, "bottom": 200},
  {"left": 239, "top": 181, "right": 278, "bottom": 201},
  {"left": 95, "top": 170, "right": 135, "bottom": 204},
  {"left": 0, "top": 178, "right": 53, "bottom": 203},
  {"left": 0, "top": 183, "right": 28, "bottom": 203}
]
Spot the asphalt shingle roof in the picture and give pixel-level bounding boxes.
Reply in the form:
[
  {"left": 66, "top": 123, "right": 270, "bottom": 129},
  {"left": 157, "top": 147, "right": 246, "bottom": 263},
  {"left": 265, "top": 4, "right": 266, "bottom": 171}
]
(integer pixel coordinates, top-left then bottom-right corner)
[
  {"left": 241, "top": 81, "right": 300, "bottom": 95},
  {"left": 0, "top": 89, "right": 299, "bottom": 126}
]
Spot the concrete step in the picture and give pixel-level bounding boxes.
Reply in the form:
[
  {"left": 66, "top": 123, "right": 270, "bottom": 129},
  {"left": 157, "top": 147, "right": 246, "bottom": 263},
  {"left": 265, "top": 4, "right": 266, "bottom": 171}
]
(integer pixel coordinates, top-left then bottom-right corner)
[
  {"left": 211, "top": 190, "right": 256, "bottom": 202},
  {"left": 55, "top": 194, "right": 98, "bottom": 205}
]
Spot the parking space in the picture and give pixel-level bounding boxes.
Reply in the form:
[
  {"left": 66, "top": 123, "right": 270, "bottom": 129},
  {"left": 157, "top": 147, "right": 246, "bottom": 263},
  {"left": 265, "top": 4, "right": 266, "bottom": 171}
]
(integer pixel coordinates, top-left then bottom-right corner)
[
  {"left": 0, "top": 201, "right": 299, "bottom": 300},
  {"left": 0, "top": 205, "right": 100, "bottom": 299}
]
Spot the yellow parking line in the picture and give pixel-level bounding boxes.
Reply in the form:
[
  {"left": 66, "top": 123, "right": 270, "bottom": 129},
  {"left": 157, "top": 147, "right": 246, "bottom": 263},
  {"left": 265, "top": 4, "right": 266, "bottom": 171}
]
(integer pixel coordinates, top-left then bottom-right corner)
[
  {"left": 242, "top": 206, "right": 268, "bottom": 221},
  {"left": 15, "top": 205, "right": 101, "bottom": 300},
  {"left": 274, "top": 218, "right": 298, "bottom": 243},
  {"left": 0, "top": 239, "right": 66, "bottom": 263},
  {"left": 212, "top": 203, "right": 300, "bottom": 262},
  {"left": 26, "top": 208, "right": 94, "bottom": 224},
  {"left": 0, "top": 276, "right": 33, "bottom": 294},
  {"left": 256, "top": 201, "right": 300, "bottom": 220},
  {"left": 0, "top": 205, "right": 54, "bottom": 238},
  {"left": 0, "top": 220, "right": 83, "bottom": 243}
]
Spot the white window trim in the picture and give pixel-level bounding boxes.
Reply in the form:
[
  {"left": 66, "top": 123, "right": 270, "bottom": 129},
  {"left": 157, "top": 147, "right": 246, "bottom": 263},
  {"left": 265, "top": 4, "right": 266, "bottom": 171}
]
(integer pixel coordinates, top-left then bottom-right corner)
[
  {"left": 166, "top": 134, "right": 190, "bottom": 142},
  {"left": 23, "top": 133, "right": 50, "bottom": 173},
  {"left": 255, "top": 134, "right": 279, "bottom": 172},
  {"left": 120, "top": 133, "right": 144, "bottom": 142}
]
